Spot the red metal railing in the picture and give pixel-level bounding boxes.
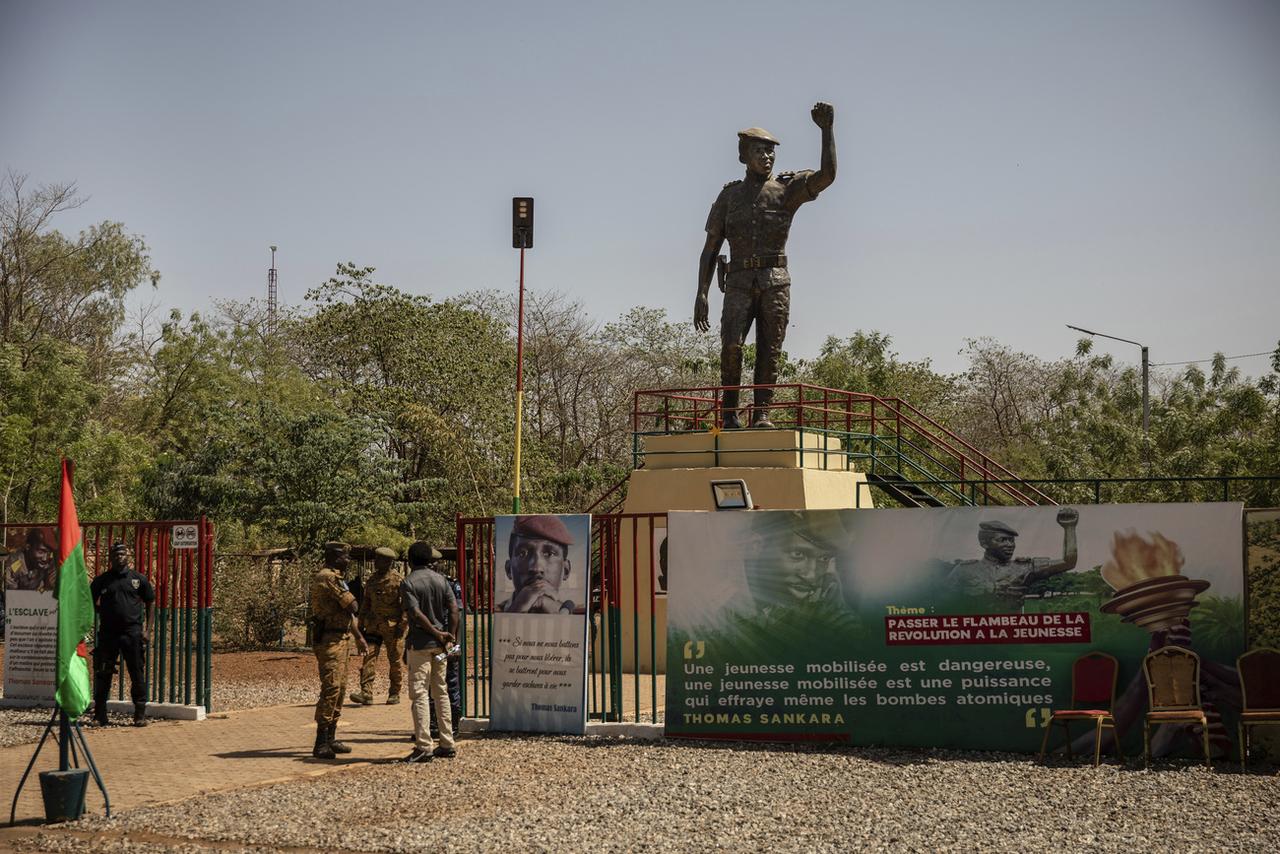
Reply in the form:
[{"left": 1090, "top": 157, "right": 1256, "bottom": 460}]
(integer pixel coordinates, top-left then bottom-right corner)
[{"left": 632, "top": 384, "right": 1054, "bottom": 507}]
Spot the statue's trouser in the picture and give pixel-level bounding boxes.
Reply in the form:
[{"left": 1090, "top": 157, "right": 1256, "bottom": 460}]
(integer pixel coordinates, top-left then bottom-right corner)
[{"left": 720, "top": 282, "right": 790, "bottom": 422}]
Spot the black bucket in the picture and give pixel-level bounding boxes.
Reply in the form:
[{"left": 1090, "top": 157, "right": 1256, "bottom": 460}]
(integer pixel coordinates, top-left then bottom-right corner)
[{"left": 38, "top": 769, "right": 90, "bottom": 822}]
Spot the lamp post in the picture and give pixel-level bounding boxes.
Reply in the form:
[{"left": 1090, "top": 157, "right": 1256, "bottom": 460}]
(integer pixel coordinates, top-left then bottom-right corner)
[
  {"left": 511, "top": 198, "right": 534, "bottom": 513},
  {"left": 1066, "top": 324, "right": 1149, "bottom": 468}
]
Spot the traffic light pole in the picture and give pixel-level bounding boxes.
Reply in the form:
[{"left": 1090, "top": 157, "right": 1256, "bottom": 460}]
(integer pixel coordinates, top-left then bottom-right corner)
[{"left": 513, "top": 244, "right": 526, "bottom": 514}]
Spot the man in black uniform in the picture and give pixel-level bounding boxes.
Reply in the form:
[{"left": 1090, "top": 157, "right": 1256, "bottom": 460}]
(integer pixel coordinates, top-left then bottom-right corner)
[{"left": 90, "top": 542, "right": 155, "bottom": 727}]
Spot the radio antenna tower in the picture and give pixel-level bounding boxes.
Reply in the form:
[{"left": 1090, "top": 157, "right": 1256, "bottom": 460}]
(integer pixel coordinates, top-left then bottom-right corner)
[{"left": 267, "top": 245, "right": 278, "bottom": 329}]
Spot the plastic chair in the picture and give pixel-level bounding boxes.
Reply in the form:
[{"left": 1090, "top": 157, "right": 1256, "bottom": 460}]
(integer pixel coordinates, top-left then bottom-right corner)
[
  {"left": 1237, "top": 647, "right": 1280, "bottom": 771},
  {"left": 1142, "top": 646, "right": 1211, "bottom": 769},
  {"left": 1038, "top": 651, "right": 1122, "bottom": 766}
]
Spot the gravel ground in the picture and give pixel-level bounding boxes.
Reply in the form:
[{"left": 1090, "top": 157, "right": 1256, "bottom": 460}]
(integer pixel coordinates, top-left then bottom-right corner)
[
  {"left": 13, "top": 735, "right": 1280, "bottom": 853},
  {"left": 6, "top": 649, "right": 1280, "bottom": 852}
]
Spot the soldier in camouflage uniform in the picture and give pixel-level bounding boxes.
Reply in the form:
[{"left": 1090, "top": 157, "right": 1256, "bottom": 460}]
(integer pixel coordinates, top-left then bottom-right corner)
[
  {"left": 310, "top": 541, "right": 369, "bottom": 759},
  {"left": 694, "top": 102, "right": 837, "bottom": 428},
  {"left": 350, "top": 546, "right": 407, "bottom": 705},
  {"left": 945, "top": 509, "right": 1080, "bottom": 609}
]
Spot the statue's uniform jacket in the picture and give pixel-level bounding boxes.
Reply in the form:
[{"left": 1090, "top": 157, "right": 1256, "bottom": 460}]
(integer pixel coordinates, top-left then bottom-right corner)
[
  {"left": 706, "top": 170, "right": 821, "bottom": 384},
  {"left": 310, "top": 567, "right": 355, "bottom": 725},
  {"left": 946, "top": 556, "right": 1054, "bottom": 604}
]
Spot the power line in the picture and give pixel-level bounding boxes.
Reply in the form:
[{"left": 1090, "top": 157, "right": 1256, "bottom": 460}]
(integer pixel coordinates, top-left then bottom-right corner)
[{"left": 1151, "top": 350, "right": 1275, "bottom": 367}]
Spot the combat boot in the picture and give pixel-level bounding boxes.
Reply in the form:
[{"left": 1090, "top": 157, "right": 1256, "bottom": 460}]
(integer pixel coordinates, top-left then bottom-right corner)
[
  {"left": 386, "top": 694, "right": 400, "bottom": 705},
  {"left": 327, "top": 723, "right": 352, "bottom": 754},
  {"left": 132, "top": 702, "right": 148, "bottom": 727},
  {"left": 313, "top": 724, "right": 336, "bottom": 760},
  {"left": 750, "top": 388, "right": 776, "bottom": 428},
  {"left": 348, "top": 691, "right": 372, "bottom": 705},
  {"left": 721, "top": 389, "right": 742, "bottom": 429}
]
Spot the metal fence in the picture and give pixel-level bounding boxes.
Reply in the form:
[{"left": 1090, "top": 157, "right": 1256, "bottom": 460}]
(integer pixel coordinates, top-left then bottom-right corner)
[
  {"left": 456, "top": 512, "right": 667, "bottom": 724},
  {"left": 1, "top": 518, "right": 215, "bottom": 712}
]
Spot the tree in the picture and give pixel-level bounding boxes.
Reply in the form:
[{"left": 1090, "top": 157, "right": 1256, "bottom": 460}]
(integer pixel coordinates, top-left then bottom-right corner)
[
  {"left": 292, "top": 264, "right": 514, "bottom": 538},
  {"left": 0, "top": 172, "right": 154, "bottom": 379}
]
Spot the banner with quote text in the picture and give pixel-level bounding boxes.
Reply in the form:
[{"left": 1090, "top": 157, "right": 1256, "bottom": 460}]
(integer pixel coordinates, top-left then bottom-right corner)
[
  {"left": 3, "top": 526, "right": 59, "bottom": 704},
  {"left": 665, "top": 504, "right": 1245, "bottom": 752},
  {"left": 490, "top": 514, "right": 592, "bottom": 734}
]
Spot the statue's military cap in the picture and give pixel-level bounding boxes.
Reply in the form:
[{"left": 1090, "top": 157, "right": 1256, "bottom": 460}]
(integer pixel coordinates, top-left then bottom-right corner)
[
  {"left": 513, "top": 515, "right": 575, "bottom": 547},
  {"left": 373, "top": 546, "right": 398, "bottom": 560},
  {"left": 108, "top": 539, "right": 128, "bottom": 555},
  {"left": 978, "top": 521, "right": 1019, "bottom": 537},
  {"left": 737, "top": 127, "right": 780, "bottom": 146},
  {"left": 27, "top": 528, "right": 53, "bottom": 548}
]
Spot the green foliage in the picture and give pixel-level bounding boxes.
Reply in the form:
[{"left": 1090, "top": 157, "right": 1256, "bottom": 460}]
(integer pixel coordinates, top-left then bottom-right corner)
[
  {"left": 1246, "top": 515, "right": 1280, "bottom": 648},
  {"left": 798, "top": 331, "right": 955, "bottom": 411},
  {"left": 293, "top": 263, "right": 515, "bottom": 539}
]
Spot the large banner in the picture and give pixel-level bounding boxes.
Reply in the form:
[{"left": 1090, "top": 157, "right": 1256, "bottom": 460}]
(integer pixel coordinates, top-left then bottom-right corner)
[
  {"left": 3, "top": 526, "right": 59, "bottom": 703},
  {"left": 490, "top": 514, "right": 592, "bottom": 734},
  {"left": 666, "top": 504, "right": 1246, "bottom": 754}
]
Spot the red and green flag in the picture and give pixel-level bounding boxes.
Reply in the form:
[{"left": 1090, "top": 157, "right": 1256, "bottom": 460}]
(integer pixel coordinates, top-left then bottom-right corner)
[{"left": 55, "top": 458, "right": 95, "bottom": 717}]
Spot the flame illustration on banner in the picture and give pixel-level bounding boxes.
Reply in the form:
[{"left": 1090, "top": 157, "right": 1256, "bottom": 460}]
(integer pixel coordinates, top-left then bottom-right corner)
[{"left": 1099, "top": 530, "right": 1209, "bottom": 633}]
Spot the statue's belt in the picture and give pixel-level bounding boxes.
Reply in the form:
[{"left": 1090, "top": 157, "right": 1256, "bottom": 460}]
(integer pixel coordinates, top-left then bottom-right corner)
[{"left": 726, "top": 254, "right": 787, "bottom": 274}]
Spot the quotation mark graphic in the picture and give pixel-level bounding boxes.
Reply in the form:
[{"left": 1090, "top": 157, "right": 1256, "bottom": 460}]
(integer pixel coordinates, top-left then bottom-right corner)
[
  {"left": 683, "top": 641, "right": 706, "bottom": 660},
  {"left": 1024, "top": 707, "right": 1051, "bottom": 728}
]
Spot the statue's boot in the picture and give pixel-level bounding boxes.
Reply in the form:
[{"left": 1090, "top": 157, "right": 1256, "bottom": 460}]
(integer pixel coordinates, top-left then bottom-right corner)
[
  {"left": 751, "top": 387, "right": 776, "bottom": 428},
  {"left": 133, "top": 702, "right": 148, "bottom": 727},
  {"left": 721, "top": 389, "right": 742, "bottom": 429}
]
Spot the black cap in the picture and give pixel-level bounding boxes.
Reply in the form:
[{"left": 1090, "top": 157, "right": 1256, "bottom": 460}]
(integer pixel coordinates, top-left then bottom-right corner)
[{"left": 407, "top": 541, "right": 443, "bottom": 566}]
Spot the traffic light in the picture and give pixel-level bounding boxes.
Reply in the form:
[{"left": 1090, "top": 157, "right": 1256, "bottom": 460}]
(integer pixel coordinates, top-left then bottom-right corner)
[{"left": 512, "top": 197, "right": 534, "bottom": 249}]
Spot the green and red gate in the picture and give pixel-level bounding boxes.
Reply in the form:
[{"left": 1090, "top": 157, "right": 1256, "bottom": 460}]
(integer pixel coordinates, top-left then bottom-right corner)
[{"left": 2, "top": 517, "right": 215, "bottom": 712}]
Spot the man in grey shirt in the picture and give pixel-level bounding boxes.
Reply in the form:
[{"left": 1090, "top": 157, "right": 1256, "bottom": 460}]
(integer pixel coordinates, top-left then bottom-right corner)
[{"left": 400, "top": 541, "right": 460, "bottom": 762}]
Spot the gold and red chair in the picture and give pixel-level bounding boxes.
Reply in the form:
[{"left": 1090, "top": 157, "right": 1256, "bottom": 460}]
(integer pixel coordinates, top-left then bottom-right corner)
[
  {"left": 1237, "top": 646, "right": 1280, "bottom": 771},
  {"left": 1142, "top": 646, "right": 1211, "bottom": 769},
  {"left": 1039, "top": 651, "right": 1122, "bottom": 766}
]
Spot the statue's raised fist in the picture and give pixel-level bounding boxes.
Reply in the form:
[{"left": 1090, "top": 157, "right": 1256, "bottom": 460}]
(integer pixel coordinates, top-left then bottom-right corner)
[{"left": 811, "top": 102, "right": 834, "bottom": 129}]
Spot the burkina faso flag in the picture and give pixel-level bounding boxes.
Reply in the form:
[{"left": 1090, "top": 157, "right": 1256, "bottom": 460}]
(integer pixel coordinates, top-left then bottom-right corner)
[{"left": 55, "top": 458, "right": 95, "bottom": 717}]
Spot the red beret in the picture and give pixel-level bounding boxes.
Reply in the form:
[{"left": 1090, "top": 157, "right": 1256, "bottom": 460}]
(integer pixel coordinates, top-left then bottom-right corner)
[{"left": 513, "top": 515, "right": 574, "bottom": 547}]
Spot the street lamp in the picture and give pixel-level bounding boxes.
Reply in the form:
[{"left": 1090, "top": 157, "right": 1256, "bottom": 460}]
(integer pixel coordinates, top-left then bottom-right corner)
[
  {"left": 1066, "top": 324, "right": 1149, "bottom": 465},
  {"left": 511, "top": 198, "right": 534, "bottom": 513}
]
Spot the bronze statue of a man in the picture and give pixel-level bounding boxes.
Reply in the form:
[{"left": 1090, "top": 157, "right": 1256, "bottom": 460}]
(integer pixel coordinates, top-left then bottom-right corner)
[{"left": 694, "top": 102, "right": 836, "bottom": 428}]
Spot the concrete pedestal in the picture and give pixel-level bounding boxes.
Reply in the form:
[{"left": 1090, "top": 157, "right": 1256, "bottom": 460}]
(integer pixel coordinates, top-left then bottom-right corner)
[{"left": 607, "top": 429, "right": 874, "bottom": 675}]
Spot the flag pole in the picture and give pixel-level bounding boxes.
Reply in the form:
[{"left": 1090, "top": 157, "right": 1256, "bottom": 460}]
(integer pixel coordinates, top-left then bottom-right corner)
[{"left": 58, "top": 460, "right": 74, "bottom": 772}]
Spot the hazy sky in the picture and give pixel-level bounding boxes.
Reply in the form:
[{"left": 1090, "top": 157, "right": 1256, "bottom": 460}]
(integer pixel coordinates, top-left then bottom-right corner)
[{"left": 3, "top": 0, "right": 1277, "bottom": 376}]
